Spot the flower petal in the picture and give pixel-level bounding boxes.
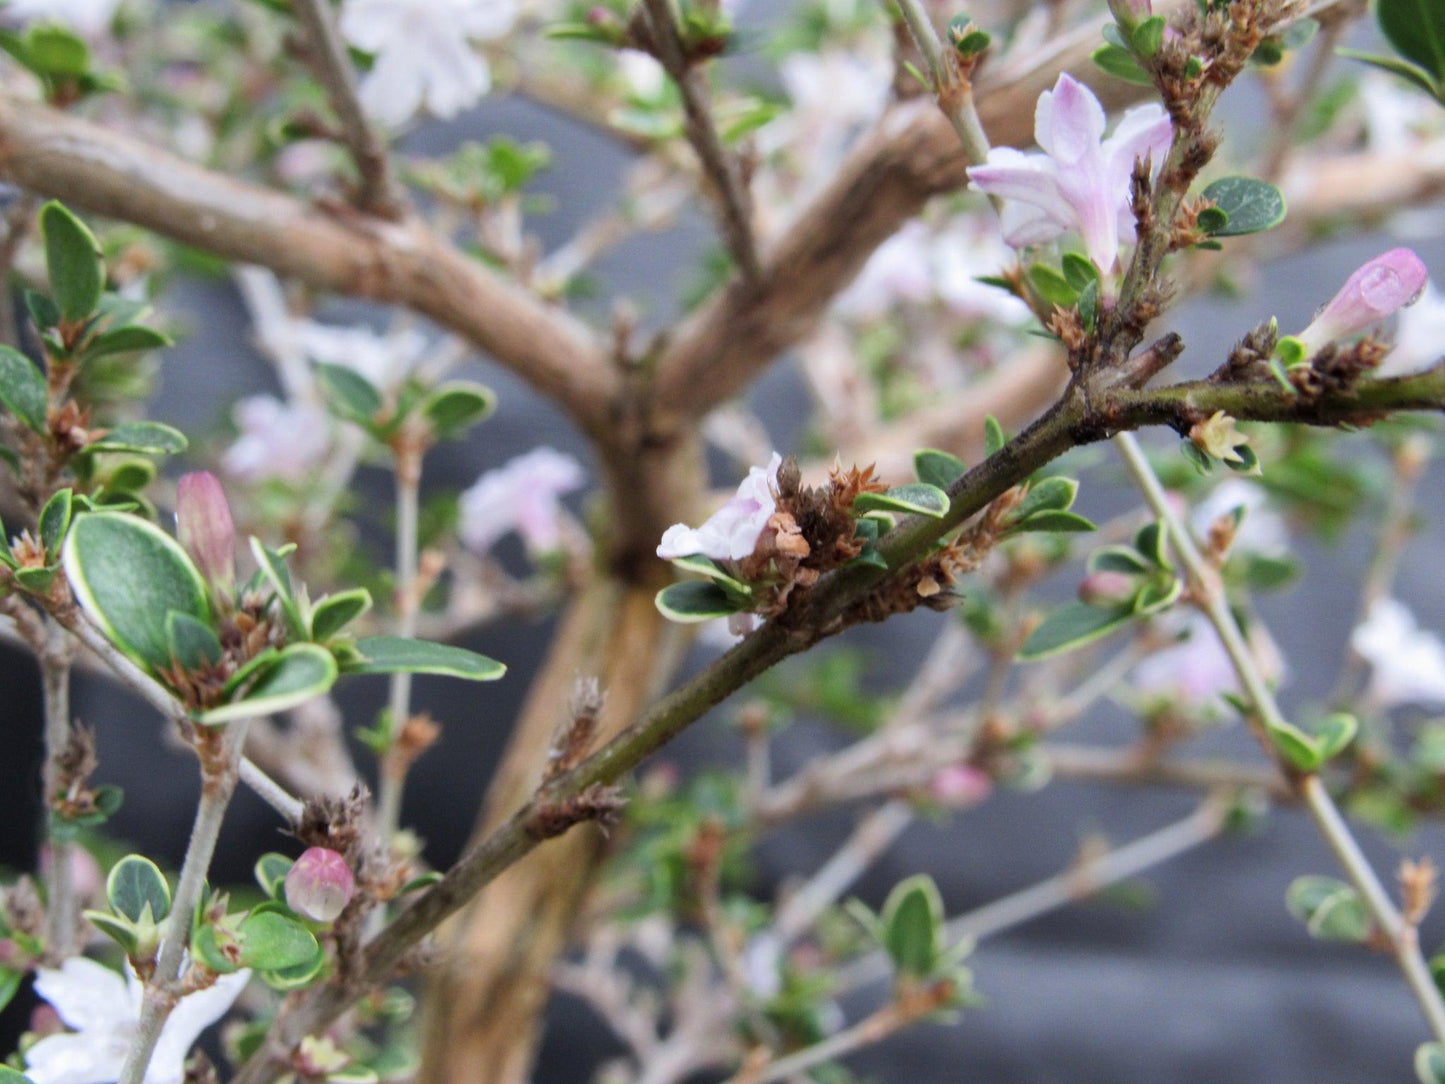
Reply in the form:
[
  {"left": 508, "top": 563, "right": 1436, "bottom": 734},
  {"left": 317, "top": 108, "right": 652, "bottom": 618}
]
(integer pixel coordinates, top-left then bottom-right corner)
[
  {"left": 32, "top": 958, "right": 133, "bottom": 1035},
  {"left": 148, "top": 971, "right": 251, "bottom": 1084},
  {"left": 1034, "top": 73, "right": 1106, "bottom": 166},
  {"left": 23, "top": 1030, "right": 132, "bottom": 1084}
]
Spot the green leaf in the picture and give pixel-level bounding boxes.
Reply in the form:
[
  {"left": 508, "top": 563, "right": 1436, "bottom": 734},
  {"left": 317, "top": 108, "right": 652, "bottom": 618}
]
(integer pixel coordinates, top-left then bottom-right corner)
[
  {"left": 63, "top": 512, "right": 210, "bottom": 671},
  {"left": 83, "top": 325, "right": 172, "bottom": 360},
  {"left": 1060, "top": 252, "right": 1099, "bottom": 292},
  {"left": 342, "top": 635, "right": 506, "bottom": 681},
  {"left": 421, "top": 381, "right": 497, "bottom": 440},
  {"left": 1019, "top": 602, "right": 1136, "bottom": 660},
  {"left": 310, "top": 587, "right": 373, "bottom": 642},
  {"left": 166, "top": 611, "right": 223, "bottom": 671},
  {"left": 1092, "top": 42, "right": 1154, "bottom": 84},
  {"left": 14, "top": 565, "right": 56, "bottom": 593},
  {"left": 1134, "top": 521, "right": 1173, "bottom": 569},
  {"left": 220, "top": 647, "right": 279, "bottom": 700},
  {"left": 881, "top": 875, "right": 943, "bottom": 979},
  {"left": 25, "top": 25, "right": 90, "bottom": 76},
  {"left": 1132, "top": 15, "right": 1166, "bottom": 58},
  {"left": 1378, "top": 0, "right": 1445, "bottom": 83},
  {"left": 87, "top": 421, "right": 188, "bottom": 455},
  {"left": 259, "top": 947, "right": 327, "bottom": 990},
  {"left": 200, "top": 644, "right": 339, "bottom": 725},
  {"left": 1312, "top": 712, "right": 1358, "bottom": 764},
  {"left": 1088, "top": 545, "right": 1150, "bottom": 575},
  {"left": 40, "top": 202, "right": 104, "bottom": 323},
  {"left": 655, "top": 579, "right": 747, "bottom": 622},
  {"left": 255, "top": 853, "right": 295, "bottom": 899},
  {"left": 984, "top": 415, "right": 1006, "bottom": 457},
  {"left": 1078, "top": 278, "right": 1100, "bottom": 331},
  {"left": 1132, "top": 575, "right": 1182, "bottom": 615},
  {"left": 1016, "top": 476, "right": 1078, "bottom": 518},
  {"left": 25, "top": 290, "right": 59, "bottom": 332},
  {"left": 1268, "top": 720, "right": 1322, "bottom": 772},
  {"left": 1307, "top": 887, "right": 1371, "bottom": 941},
  {"left": 1336, "top": 48, "right": 1442, "bottom": 98},
  {"left": 1027, "top": 264, "right": 1078, "bottom": 308},
  {"left": 0, "top": 345, "right": 48, "bottom": 433},
  {"left": 0, "top": 966, "right": 21, "bottom": 1016},
  {"left": 315, "top": 362, "right": 383, "bottom": 426},
  {"left": 101, "top": 458, "right": 157, "bottom": 494},
  {"left": 1016, "top": 509, "right": 1097, "bottom": 533},
  {"left": 237, "top": 910, "right": 320, "bottom": 970},
  {"left": 82, "top": 909, "right": 137, "bottom": 954},
  {"left": 249, "top": 537, "right": 307, "bottom": 640},
  {"left": 106, "top": 854, "right": 171, "bottom": 924},
  {"left": 1199, "top": 177, "right": 1287, "bottom": 237},
  {"left": 914, "top": 448, "right": 967, "bottom": 490},
  {"left": 852, "top": 483, "right": 949, "bottom": 519},
  {"left": 666, "top": 554, "right": 751, "bottom": 596},
  {"left": 1416, "top": 1043, "right": 1445, "bottom": 1084},
  {"left": 38, "top": 487, "right": 72, "bottom": 560}
]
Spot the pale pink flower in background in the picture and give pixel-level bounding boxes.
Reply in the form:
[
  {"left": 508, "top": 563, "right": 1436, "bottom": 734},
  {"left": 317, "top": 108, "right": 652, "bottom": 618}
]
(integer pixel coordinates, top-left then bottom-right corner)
[
  {"left": 38, "top": 846, "right": 101, "bottom": 901},
  {"left": 222, "top": 396, "right": 332, "bottom": 483},
  {"left": 836, "top": 223, "right": 936, "bottom": 320},
  {"left": 1381, "top": 281, "right": 1445, "bottom": 376},
  {"left": 295, "top": 322, "right": 429, "bottom": 392},
  {"left": 617, "top": 50, "right": 666, "bottom": 99},
  {"left": 26, "top": 957, "right": 249, "bottom": 1084},
  {"left": 6, "top": 0, "right": 119, "bottom": 34},
  {"left": 1191, "top": 478, "right": 1289, "bottom": 558},
  {"left": 458, "top": 447, "right": 586, "bottom": 556},
  {"left": 285, "top": 847, "right": 356, "bottom": 923},
  {"left": 966, "top": 73, "right": 1173, "bottom": 271},
  {"left": 778, "top": 48, "right": 892, "bottom": 136},
  {"left": 657, "top": 453, "right": 782, "bottom": 563},
  {"left": 929, "top": 764, "right": 992, "bottom": 808},
  {"left": 1351, "top": 599, "right": 1445, "bottom": 708},
  {"left": 339, "top": 0, "right": 519, "bottom": 127},
  {"left": 1131, "top": 614, "right": 1241, "bottom": 705},
  {"left": 1292, "top": 248, "right": 1428, "bottom": 358}
]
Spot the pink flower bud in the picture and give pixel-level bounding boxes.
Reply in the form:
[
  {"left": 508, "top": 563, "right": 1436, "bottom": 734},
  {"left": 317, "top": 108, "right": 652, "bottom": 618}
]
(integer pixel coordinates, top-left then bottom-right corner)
[
  {"left": 929, "top": 764, "right": 992, "bottom": 808},
  {"left": 176, "top": 471, "right": 236, "bottom": 600},
  {"left": 284, "top": 847, "right": 355, "bottom": 923},
  {"left": 1294, "top": 248, "right": 1429, "bottom": 358},
  {"left": 1078, "top": 571, "right": 1137, "bottom": 607}
]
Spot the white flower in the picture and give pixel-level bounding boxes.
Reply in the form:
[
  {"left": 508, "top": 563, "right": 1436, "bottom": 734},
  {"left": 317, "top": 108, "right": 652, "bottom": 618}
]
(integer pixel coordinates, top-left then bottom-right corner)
[
  {"left": 778, "top": 48, "right": 891, "bottom": 134},
  {"left": 339, "top": 0, "right": 519, "bottom": 128},
  {"left": 1351, "top": 598, "right": 1445, "bottom": 708},
  {"left": 1191, "top": 479, "right": 1288, "bottom": 558},
  {"left": 295, "top": 322, "right": 428, "bottom": 393},
  {"left": 458, "top": 447, "right": 586, "bottom": 556},
  {"left": 1381, "top": 281, "right": 1445, "bottom": 376},
  {"left": 617, "top": 50, "right": 666, "bottom": 100},
  {"left": 657, "top": 453, "right": 781, "bottom": 563},
  {"left": 1130, "top": 613, "right": 1240, "bottom": 706},
  {"left": 836, "top": 222, "right": 935, "bottom": 320},
  {"left": 6, "top": 0, "right": 120, "bottom": 35},
  {"left": 222, "top": 396, "right": 332, "bottom": 483},
  {"left": 25, "top": 957, "right": 249, "bottom": 1084},
  {"left": 966, "top": 73, "right": 1172, "bottom": 271}
]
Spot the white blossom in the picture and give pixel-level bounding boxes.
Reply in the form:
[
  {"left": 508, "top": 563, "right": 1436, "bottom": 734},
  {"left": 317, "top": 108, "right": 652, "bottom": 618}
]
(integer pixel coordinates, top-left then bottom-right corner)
[
  {"left": 25, "top": 956, "right": 249, "bottom": 1084},
  {"left": 295, "top": 321, "right": 428, "bottom": 393},
  {"left": 657, "top": 453, "right": 781, "bottom": 563},
  {"left": 339, "top": 0, "right": 519, "bottom": 128},
  {"left": 6, "top": 0, "right": 119, "bottom": 35},
  {"left": 222, "top": 396, "right": 332, "bottom": 483},
  {"left": 1130, "top": 613, "right": 1240, "bottom": 706},
  {"left": 1351, "top": 598, "right": 1445, "bottom": 708},
  {"left": 458, "top": 447, "right": 586, "bottom": 556}
]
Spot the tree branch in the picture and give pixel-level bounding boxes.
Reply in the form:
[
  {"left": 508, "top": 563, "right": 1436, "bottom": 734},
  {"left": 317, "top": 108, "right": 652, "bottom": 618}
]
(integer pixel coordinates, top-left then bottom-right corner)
[{"left": 0, "top": 96, "right": 614, "bottom": 430}]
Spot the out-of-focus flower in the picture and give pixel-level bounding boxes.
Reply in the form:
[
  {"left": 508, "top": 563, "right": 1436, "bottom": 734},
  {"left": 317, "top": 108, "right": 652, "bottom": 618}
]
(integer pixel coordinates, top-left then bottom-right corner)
[
  {"left": 222, "top": 396, "right": 332, "bottom": 484},
  {"left": 296, "top": 322, "right": 428, "bottom": 393},
  {"left": 929, "top": 764, "right": 992, "bottom": 807},
  {"left": 616, "top": 49, "right": 666, "bottom": 99},
  {"left": 1131, "top": 614, "right": 1240, "bottom": 705},
  {"left": 1351, "top": 598, "right": 1445, "bottom": 708},
  {"left": 1381, "top": 281, "right": 1445, "bottom": 376},
  {"left": 6, "top": 0, "right": 119, "bottom": 35},
  {"left": 1191, "top": 478, "right": 1288, "bottom": 558},
  {"left": 966, "top": 73, "right": 1172, "bottom": 271},
  {"left": 741, "top": 934, "right": 782, "bottom": 999},
  {"left": 176, "top": 471, "right": 236, "bottom": 599},
  {"left": 1078, "top": 570, "right": 1138, "bottom": 607},
  {"left": 657, "top": 453, "right": 781, "bottom": 562},
  {"left": 25, "top": 956, "right": 249, "bottom": 1084},
  {"left": 285, "top": 847, "right": 356, "bottom": 923},
  {"left": 38, "top": 845, "right": 101, "bottom": 901},
  {"left": 778, "top": 48, "right": 892, "bottom": 135},
  {"left": 339, "top": 0, "right": 519, "bottom": 128},
  {"left": 458, "top": 447, "right": 586, "bottom": 557},
  {"left": 1293, "top": 248, "right": 1429, "bottom": 359}
]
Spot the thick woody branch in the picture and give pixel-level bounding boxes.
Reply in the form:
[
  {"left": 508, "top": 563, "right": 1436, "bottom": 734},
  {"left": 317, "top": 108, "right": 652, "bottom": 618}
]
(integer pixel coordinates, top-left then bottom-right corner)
[
  {"left": 0, "top": 96, "right": 614, "bottom": 429},
  {"left": 234, "top": 365, "right": 1445, "bottom": 1082}
]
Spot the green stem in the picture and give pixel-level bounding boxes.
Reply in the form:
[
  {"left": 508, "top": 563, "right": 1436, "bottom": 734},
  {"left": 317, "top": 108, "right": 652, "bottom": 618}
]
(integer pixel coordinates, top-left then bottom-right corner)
[
  {"left": 40, "top": 619, "right": 75, "bottom": 961},
  {"left": 378, "top": 447, "right": 421, "bottom": 843}
]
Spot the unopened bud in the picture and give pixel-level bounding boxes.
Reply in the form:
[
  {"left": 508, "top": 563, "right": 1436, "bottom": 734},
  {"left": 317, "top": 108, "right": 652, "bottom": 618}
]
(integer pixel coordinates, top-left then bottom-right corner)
[
  {"left": 1078, "top": 570, "right": 1136, "bottom": 607},
  {"left": 285, "top": 847, "right": 355, "bottom": 923},
  {"left": 929, "top": 764, "right": 992, "bottom": 807},
  {"left": 175, "top": 471, "right": 236, "bottom": 601},
  {"left": 1294, "top": 248, "right": 1429, "bottom": 359}
]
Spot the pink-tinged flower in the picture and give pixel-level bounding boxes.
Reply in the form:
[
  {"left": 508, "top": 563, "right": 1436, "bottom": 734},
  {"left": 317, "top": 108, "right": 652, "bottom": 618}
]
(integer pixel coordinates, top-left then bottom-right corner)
[
  {"left": 285, "top": 847, "right": 356, "bottom": 923},
  {"left": 929, "top": 764, "right": 992, "bottom": 808},
  {"left": 222, "top": 396, "right": 332, "bottom": 483},
  {"left": 1131, "top": 614, "right": 1240, "bottom": 705},
  {"left": 1350, "top": 599, "right": 1445, "bottom": 708},
  {"left": 176, "top": 472, "right": 236, "bottom": 599},
  {"left": 458, "top": 447, "right": 586, "bottom": 557},
  {"left": 1293, "top": 248, "right": 1429, "bottom": 358},
  {"left": 1078, "top": 570, "right": 1137, "bottom": 607},
  {"left": 966, "top": 73, "right": 1173, "bottom": 271},
  {"left": 657, "top": 453, "right": 782, "bottom": 563},
  {"left": 39, "top": 845, "right": 102, "bottom": 902},
  {"left": 26, "top": 956, "right": 249, "bottom": 1084},
  {"left": 295, "top": 322, "right": 428, "bottom": 394}
]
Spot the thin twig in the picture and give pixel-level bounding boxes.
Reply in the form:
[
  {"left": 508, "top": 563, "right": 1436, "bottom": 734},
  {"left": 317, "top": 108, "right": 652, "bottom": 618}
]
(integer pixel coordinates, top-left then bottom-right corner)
[
  {"left": 290, "top": 0, "right": 405, "bottom": 217},
  {"left": 638, "top": 0, "right": 760, "bottom": 282},
  {"left": 39, "top": 619, "right": 76, "bottom": 960},
  {"left": 377, "top": 444, "right": 422, "bottom": 842}
]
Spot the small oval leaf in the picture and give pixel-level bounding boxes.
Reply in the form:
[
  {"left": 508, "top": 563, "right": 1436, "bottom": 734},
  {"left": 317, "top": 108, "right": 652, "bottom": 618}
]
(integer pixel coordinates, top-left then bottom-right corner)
[
  {"left": 106, "top": 854, "right": 171, "bottom": 924},
  {"left": 341, "top": 636, "right": 507, "bottom": 681}
]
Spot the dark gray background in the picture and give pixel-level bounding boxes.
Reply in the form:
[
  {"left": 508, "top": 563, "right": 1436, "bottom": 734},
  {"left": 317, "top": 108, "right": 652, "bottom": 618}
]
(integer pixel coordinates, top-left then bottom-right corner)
[{"left": 4, "top": 7, "right": 1445, "bottom": 1079}]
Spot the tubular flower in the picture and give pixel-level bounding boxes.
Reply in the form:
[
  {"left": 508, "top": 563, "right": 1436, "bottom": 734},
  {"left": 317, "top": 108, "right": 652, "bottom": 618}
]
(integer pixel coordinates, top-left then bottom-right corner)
[
  {"left": 657, "top": 453, "right": 782, "bottom": 563},
  {"left": 966, "top": 73, "right": 1173, "bottom": 271},
  {"left": 1292, "top": 248, "right": 1429, "bottom": 359},
  {"left": 175, "top": 471, "right": 236, "bottom": 600}
]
